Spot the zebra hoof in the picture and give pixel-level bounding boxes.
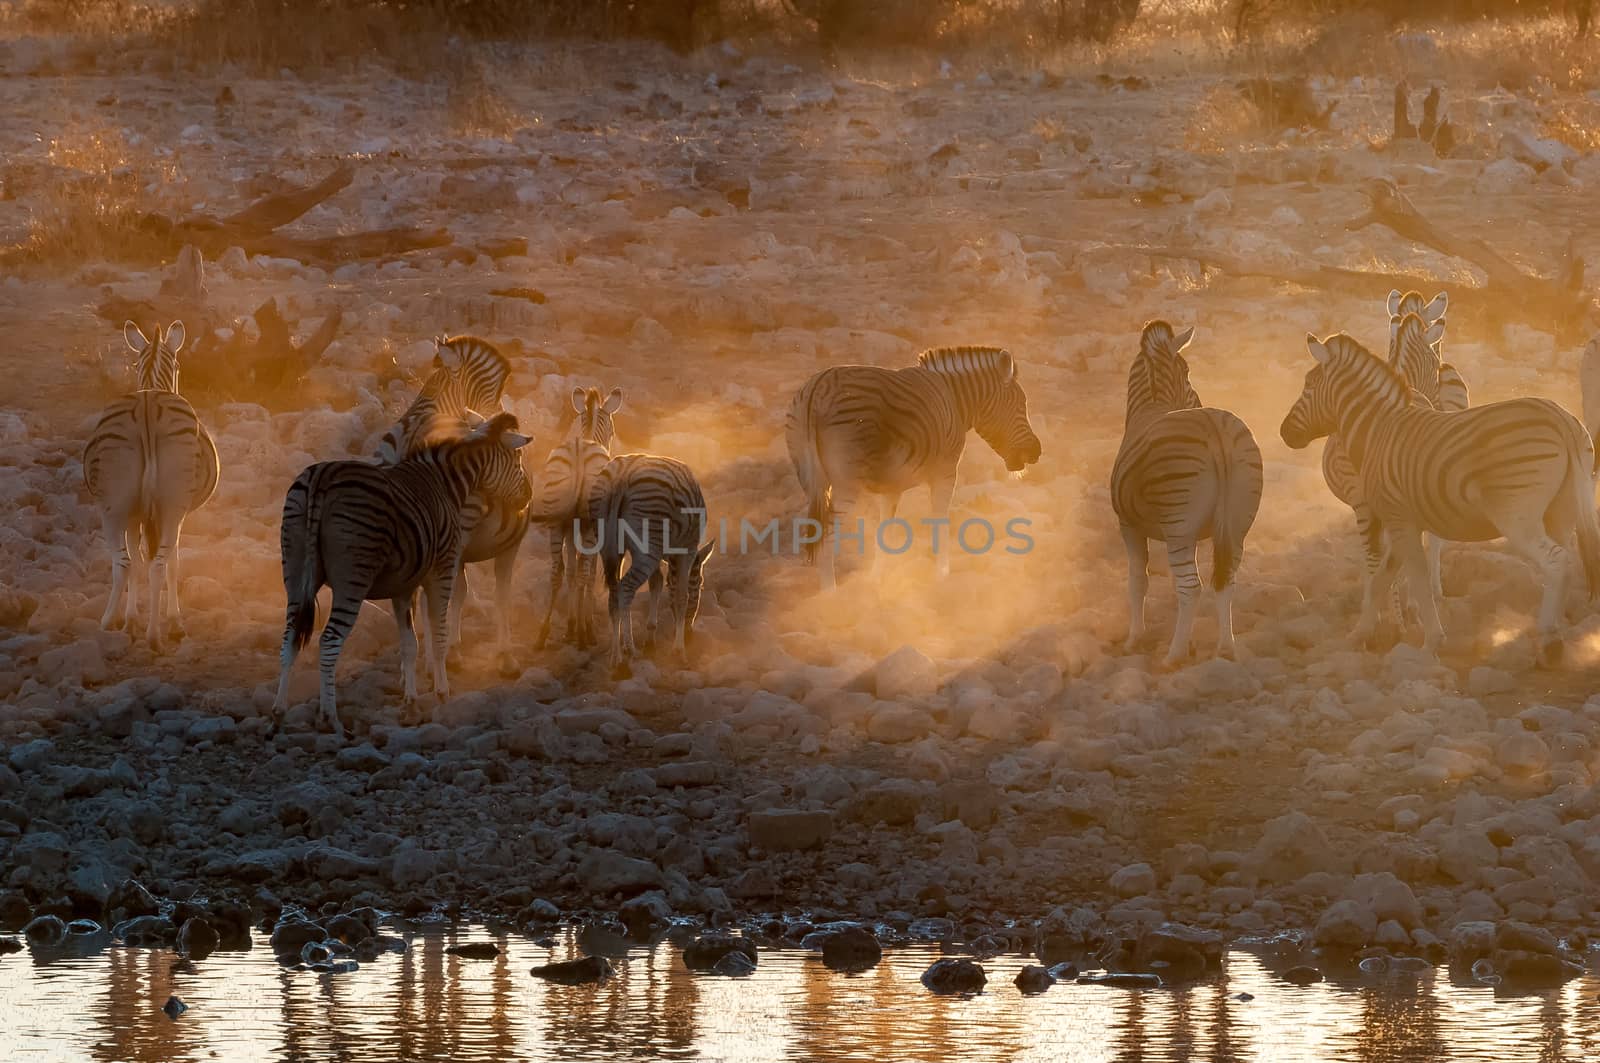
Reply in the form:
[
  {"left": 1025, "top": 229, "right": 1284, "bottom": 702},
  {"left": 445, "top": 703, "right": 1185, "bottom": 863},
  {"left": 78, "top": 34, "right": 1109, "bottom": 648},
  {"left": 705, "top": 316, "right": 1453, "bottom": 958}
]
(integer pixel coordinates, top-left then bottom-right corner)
[
  {"left": 610, "top": 661, "right": 631, "bottom": 681},
  {"left": 1538, "top": 640, "right": 1564, "bottom": 668},
  {"left": 496, "top": 652, "right": 518, "bottom": 678}
]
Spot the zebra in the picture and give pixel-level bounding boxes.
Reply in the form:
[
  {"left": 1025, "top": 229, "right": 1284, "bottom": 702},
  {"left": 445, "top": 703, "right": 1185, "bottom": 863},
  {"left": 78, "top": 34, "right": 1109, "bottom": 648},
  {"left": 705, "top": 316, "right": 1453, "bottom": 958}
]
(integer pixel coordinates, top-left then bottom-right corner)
[
  {"left": 532, "top": 386, "right": 622, "bottom": 649},
  {"left": 1282, "top": 327, "right": 1600, "bottom": 663},
  {"left": 1321, "top": 291, "right": 1459, "bottom": 613},
  {"left": 274, "top": 412, "right": 533, "bottom": 738},
  {"left": 583, "top": 453, "right": 713, "bottom": 676},
  {"left": 785, "top": 346, "right": 1041, "bottom": 591},
  {"left": 1111, "top": 322, "right": 1264, "bottom": 666},
  {"left": 374, "top": 334, "right": 510, "bottom": 463},
  {"left": 375, "top": 335, "right": 527, "bottom": 672},
  {"left": 82, "top": 321, "right": 219, "bottom": 651}
]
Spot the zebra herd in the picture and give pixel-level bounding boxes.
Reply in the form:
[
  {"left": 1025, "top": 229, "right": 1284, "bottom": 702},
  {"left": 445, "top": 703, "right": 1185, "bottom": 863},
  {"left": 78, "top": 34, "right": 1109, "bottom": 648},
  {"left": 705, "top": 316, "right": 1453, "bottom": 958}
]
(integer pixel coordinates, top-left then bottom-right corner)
[{"left": 78, "top": 290, "right": 1600, "bottom": 738}]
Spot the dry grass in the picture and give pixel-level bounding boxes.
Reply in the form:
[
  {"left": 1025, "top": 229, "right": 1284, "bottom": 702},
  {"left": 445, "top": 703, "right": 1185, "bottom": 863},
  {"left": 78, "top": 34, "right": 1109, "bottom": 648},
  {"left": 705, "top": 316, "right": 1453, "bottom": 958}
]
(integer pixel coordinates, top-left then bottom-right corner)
[
  {"left": 3, "top": 124, "right": 182, "bottom": 268},
  {"left": 445, "top": 56, "right": 527, "bottom": 138}
]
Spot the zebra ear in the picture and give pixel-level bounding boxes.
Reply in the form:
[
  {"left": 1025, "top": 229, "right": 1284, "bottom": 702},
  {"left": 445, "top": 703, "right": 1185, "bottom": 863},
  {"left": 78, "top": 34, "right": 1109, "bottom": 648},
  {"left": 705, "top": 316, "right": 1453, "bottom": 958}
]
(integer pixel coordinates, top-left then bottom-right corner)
[
  {"left": 1306, "top": 333, "right": 1331, "bottom": 364},
  {"left": 1424, "top": 292, "right": 1448, "bottom": 321},
  {"left": 124, "top": 321, "right": 149, "bottom": 352},
  {"left": 1424, "top": 320, "right": 1445, "bottom": 347},
  {"left": 602, "top": 387, "right": 624, "bottom": 414},
  {"left": 460, "top": 408, "right": 488, "bottom": 429},
  {"left": 1386, "top": 290, "right": 1403, "bottom": 317},
  {"left": 1171, "top": 326, "right": 1195, "bottom": 352},
  {"left": 997, "top": 351, "right": 1015, "bottom": 383},
  {"left": 163, "top": 321, "right": 186, "bottom": 354},
  {"left": 571, "top": 387, "right": 587, "bottom": 413}
]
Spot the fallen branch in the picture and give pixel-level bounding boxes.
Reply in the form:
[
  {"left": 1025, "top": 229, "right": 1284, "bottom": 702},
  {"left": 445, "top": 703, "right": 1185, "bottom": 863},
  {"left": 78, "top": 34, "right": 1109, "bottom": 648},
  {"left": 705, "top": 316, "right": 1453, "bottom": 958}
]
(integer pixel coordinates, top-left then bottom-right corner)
[
  {"left": 1347, "top": 178, "right": 1590, "bottom": 337},
  {"left": 1108, "top": 243, "right": 1470, "bottom": 304}
]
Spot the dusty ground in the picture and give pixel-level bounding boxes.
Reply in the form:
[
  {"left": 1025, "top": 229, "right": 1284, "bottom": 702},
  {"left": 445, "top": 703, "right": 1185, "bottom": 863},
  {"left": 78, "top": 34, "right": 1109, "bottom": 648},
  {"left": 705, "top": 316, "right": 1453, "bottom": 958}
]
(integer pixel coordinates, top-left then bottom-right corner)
[{"left": 3, "top": 21, "right": 1600, "bottom": 965}]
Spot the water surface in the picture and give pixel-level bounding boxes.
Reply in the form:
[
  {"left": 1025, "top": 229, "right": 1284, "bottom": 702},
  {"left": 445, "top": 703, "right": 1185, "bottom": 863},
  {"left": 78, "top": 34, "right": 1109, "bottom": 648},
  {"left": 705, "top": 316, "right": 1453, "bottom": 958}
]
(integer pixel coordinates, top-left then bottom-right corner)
[{"left": 4, "top": 925, "right": 1598, "bottom": 1061}]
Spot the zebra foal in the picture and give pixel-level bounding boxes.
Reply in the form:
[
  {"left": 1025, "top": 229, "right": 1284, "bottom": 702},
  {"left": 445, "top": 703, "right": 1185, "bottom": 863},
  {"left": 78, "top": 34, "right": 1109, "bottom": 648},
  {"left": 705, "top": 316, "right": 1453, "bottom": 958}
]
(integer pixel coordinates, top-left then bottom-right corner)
[
  {"left": 1112, "top": 322, "right": 1264, "bottom": 666},
  {"left": 532, "top": 386, "right": 622, "bottom": 649},
  {"left": 584, "top": 454, "right": 713, "bottom": 676},
  {"left": 785, "top": 346, "right": 1041, "bottom": 591},
  {"left": 83, "top": 321, "right": 219, "bottom": 650},
  {"left": 274, "top": 412, "right": 532, "bottom": 738},
  {"left": 1282, "top": 327, "right": 1600, "bottom": 663}
]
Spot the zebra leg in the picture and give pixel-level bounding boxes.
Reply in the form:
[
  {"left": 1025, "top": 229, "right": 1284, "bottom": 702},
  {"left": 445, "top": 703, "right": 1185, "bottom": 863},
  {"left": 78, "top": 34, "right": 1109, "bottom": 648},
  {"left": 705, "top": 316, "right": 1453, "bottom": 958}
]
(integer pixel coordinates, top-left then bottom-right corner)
[
  {"left": 99, "top": 512, "right": 134, "bottom": 630},
  {"left": 670, "top": 552, "right": 692, "bottom": 662},
  {"left": 493, "top": 548, "right": 517, "bottom": 677},
  {"left": 164, "top": 536, "right": 186, "bottom": 638},
  {"left": 823, "top": 484, "right": 861, "bottom": 592},
  {"left": 1390, "top": 526, "right": 1442, "bottom": 655},
  {"left": 317, "top": 591, "right": 363, "bottom": 741},
  {"left": 538, "top": 528, "right": 565, "bottom": 650},
  {"left": 1356, "top": 533, "right": 1406, "bottom": 649},
  {"left": 145, "top": 518, "right": 181, "bottom": 653},
  {"left": 447, "top": 562, "right": 468, "bottom": 660},
  {"left": 273, "top": 608, "right": 305, "bottom": 713},
  {"left": 391, "top": 595, "right": 419, "bottom": 704},
  {"left": 423, "top": 566, "right": 455, "bottom": 702},
  {"left": 643, "top": 565, "right": 664, "bottom": 650},
  {"left": 1425, "top": 533, "right": 1445, "bottom": 600},
  {"left": 1163, "top": 540, "right": 1202, "bottom": 667},
  {"left": 1120, "top": 525, "right": 1149, "bottom": 653},
  {"left": 612, "top": 554, "right": 655, "bottom": 677},
  {"left": 1503, "top": 521, "right": 1571, "bottom": 665},
  {"left": 604, "top": 549, "right": 624, "bottom": 673},
  {"left": 574, "top": 536, "right": 599, "bottom": 649},
  {"left": 929, "top": 477, "right": 955, "bottom": 579}
]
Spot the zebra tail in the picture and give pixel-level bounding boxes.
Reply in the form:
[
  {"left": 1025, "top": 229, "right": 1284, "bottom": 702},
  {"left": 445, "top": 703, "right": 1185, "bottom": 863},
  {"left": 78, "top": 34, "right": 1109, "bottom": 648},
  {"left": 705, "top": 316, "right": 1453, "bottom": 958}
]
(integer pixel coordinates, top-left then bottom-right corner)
[
  {"left": 1570, "top": 441, "right": 1600, "bottom": 600},
  {"left": 137, "top": 404, "right": 160, "bottom": 563},
  {"left": 1210, "top": 430, "right": 1257, "bottom": 593},
  {"left": 786, "top": 387, "right": 830, "bottom": 566},
  {"left": 282, "top": 479, "right": 322, "bottom": 652}
]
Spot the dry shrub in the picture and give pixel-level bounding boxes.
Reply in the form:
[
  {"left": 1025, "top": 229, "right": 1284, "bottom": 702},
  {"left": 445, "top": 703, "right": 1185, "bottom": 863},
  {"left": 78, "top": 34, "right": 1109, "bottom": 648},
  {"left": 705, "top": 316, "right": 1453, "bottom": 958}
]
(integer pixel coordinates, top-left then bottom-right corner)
[
  {"left": 1183, "top": 83, "right": 1260, "bottom": 152},
  {"left": 446, "top": 56, "right": 524, "bottom": 137},
  {"left": 1540, "top": 99, "right": 1600, "bottom": 149},
  {"left": 5, "top": 126, "right": 181, "bottom": 268}
]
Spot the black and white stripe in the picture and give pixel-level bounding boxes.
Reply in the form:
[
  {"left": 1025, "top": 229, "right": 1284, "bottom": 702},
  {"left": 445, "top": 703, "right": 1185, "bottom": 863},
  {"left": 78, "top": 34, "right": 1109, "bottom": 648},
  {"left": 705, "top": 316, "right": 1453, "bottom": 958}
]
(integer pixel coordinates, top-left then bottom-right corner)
[
  {"left": 533, "top": 386, "right": 622, "bottom": 649},
  {"left": 1321, "top": 290, "right": 1459, "bottom": 611},
  {"left": 374, "top": 335, "right": 526, "bottom": 671},
  {"left": 584, "top": 453, "right": 712, "bottom": 675},
  {"left": 1283, "top": 328, "right": 1600, "bottom": 662},
  {"left": 82, "top": 320, "right": 219, "bottom": 650},
  {"left": 1111, "top": 322, "right": 1264, "bottom": 665},
  {"left": 273, "top": 413, "right": 532, "bottom": 737},
  {"left": 374, "top": 335, "right": 511, "bottom": 463},
  {"left": 1582, "top": 334, "right": 1600, "bottom": 465},
  {"left": 785, "top": 345, "right": 1041, "bottom": 590}
]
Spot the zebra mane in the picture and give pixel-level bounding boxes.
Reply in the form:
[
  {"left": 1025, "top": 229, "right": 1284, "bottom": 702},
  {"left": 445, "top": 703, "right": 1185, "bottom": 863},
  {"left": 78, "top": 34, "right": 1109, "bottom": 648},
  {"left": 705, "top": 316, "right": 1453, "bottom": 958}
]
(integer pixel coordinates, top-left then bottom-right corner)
[
  {"left": 1138, "top": 320, "right": 1182, "bottom": 358},
  {"left": 1321, "top": 333, "right": 1410, "bottom": 394},
  {"left": 918, "top": 346, "right": 1015, "bottom": 380}
]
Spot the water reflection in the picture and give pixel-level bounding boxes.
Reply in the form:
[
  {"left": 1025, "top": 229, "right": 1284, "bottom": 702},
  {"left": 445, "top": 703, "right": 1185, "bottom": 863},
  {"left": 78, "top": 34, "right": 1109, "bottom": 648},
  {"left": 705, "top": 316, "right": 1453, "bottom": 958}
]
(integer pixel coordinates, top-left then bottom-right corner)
[{"left": 1, "top": 926, "right": 1594, "bottom": 1062}]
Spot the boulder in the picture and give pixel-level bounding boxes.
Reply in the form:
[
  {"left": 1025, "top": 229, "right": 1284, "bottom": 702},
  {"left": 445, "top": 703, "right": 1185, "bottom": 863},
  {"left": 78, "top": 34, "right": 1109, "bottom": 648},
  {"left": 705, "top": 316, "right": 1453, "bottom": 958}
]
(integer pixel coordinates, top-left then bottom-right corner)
[
  {"left": 682, "top": 934, "right": 757, "bottom": 972},
  {"left": 1014, "top": 964, "right": 1055, "bottom": 994},
  {"left": 530, "top": 955, "right": 614, "bottom": 984},
  {"left": 921, "top": 957, "right": 985, "bottom": 994},
  {"left": 820, "top": 926, "right": 882, "bottom": 973},
  {"left": 1313, "top": 900, "right": 1376, "bottom": 948},
  {"left": 748, "top": 810, "right": 834, "bottom": 853},
  {"left": 578, "top": 851, "right": 663, "bottom": 896},
  {"left": 875, "top": 646, "right": 938, "bottom": 700}
]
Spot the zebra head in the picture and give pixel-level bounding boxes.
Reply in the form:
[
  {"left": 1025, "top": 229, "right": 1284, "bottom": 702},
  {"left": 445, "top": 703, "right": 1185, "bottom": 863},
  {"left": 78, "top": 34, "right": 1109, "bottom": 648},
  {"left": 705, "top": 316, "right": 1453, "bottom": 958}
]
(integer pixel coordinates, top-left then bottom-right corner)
[
  {"left": 1386, "top": 289, "right": 1447, "bottom": 353},
  {"left": 1390, "top": 311, "right": 1446, "bottom": 388},
  {"left": 124, "top": 319, "right": 185, "bottom": 392},
  {"left": 922, "top": 347, "right": 1042, "bottom": 472},
  {"left": 569, "top": 386, "right": 623, "bottom": 447},
  {"left": 1282, "top": 332, "right": 1399, "bottom": 449},
  {"left": 1128, "top": 321, "right": 1199, "bottom": 424}
]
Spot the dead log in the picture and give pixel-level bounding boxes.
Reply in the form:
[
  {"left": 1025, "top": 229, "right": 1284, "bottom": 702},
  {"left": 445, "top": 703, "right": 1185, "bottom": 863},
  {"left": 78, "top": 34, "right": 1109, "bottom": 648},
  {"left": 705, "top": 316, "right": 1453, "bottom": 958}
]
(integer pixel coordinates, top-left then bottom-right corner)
[
  {"left": 1113, "top": 243, "right": 1469, "bottom": 305},
  {"left": 246, "top": 226, "right": 452, "bottom": 265},
  {"left": 1347, "top": 179, "right": 1590, "bottom": 337}
]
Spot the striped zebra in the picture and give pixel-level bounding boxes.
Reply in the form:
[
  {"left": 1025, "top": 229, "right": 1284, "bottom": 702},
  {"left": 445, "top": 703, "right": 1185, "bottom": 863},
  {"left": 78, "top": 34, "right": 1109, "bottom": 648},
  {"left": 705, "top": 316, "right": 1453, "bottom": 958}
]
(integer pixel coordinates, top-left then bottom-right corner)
[
  {"left": 375, "top": 335, "right": 527, "bottom": 673},
  {"left": 1282, "top": 327, "right": 1600, "bottom": 663},
  {"left": 83, "top": 321, "right": 219, "bottom": 651},
  {"left": 1112, "top": 322, "right": 1264, "bottom": 666},
  {"left": 532, "top": 386, "right": 622, "bottom": 649},
  {"left": 1321, "top": 291, "right": 1460, "bottom": 611},
  {"left": 374, "top": 335, "right": 510, "bottom": 463},
  {"left": 785, "top": 346, "right": 1041, "bottom": 590},
  {"left": 274, "top": 412, "right": 533, "bottom": 738},
  {"left": 584, "top": 454, "right": 713, "bottom": 675}
]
